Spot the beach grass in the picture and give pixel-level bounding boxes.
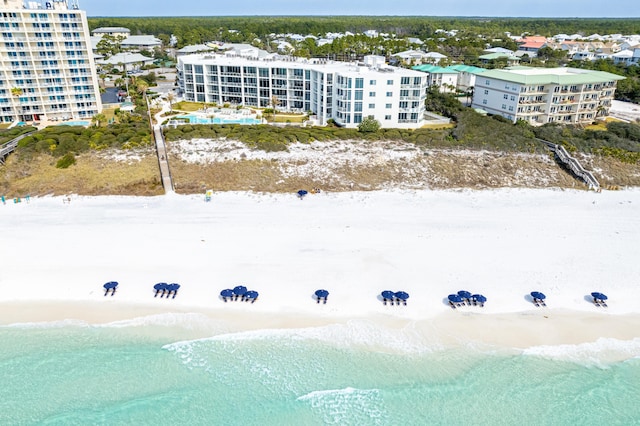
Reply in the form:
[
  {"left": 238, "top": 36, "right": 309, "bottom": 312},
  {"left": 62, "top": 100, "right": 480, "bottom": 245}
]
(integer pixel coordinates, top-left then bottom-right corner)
[{"left": 0, "top": 151, "right": 163, "bottom": 196}]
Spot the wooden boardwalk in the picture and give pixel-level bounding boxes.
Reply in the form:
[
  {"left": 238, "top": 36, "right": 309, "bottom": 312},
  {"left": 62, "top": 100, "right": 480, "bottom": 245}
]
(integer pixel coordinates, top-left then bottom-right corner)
[
  {"left": 0, "top": 131, "right": 35, "bottom": 165},
  {"left": 538, "top": 138, "right": 600, "bottom": 191},
  {"left": 153, "top": 124, "right": 174, "bottom": 193}
]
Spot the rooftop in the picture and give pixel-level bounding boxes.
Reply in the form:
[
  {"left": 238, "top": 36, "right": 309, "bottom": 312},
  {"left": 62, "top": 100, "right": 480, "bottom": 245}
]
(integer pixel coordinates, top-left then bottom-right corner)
[
  {"left": 179, "top": 54, "right": 425, "bottom": 77},
  {"left": 480, "top": 66, "right": 625, "bottom": 85}
]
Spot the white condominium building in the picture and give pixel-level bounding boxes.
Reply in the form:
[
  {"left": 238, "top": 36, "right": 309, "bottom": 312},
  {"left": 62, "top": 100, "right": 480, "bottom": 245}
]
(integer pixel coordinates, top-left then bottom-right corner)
[
  {"left": 471, "top": 66, "right": 624, "bottom": 126},
  {"left": 177, "top": 54, "right": 429, "bottom": 129},
  {"left": 0, "top": 0, "right": 101, "bottom": 124}
]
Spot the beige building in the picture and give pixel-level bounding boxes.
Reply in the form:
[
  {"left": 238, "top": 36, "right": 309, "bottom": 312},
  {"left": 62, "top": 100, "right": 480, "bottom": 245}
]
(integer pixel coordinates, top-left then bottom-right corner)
[
  {"left": 0, "top": 0, "right": 102, "bottom": 123},
  {"left": 472, "top": 67, "right": 624, "bottom": 126}
]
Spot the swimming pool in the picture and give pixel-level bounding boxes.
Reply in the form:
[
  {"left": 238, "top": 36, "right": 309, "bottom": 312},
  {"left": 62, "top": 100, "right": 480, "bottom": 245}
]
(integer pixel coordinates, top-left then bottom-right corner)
[
  {"left": 178, "top": 115, "right": 261, "bottom": 125},
  {"left": 58, "top": 120, "right": 90, "bottom": 127}
]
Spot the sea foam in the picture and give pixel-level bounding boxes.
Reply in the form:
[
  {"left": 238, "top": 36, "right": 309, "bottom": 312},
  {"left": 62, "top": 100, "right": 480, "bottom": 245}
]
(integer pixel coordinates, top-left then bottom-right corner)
[
  {"left": 163, "top": 320, "right": 443, "bottom": 355},
  {"left": 296, "top": 387, "right": 386, "bottom": 425},
  {"left": 522, "top": 337, "right": 640, "bottom": 366}
]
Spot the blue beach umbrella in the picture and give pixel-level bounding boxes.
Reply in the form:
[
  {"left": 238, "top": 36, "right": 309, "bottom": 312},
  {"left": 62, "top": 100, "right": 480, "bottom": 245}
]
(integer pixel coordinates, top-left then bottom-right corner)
[
  {"left": 233, "top": 285, "right": 248, "bottom": 300},
  {"left": 531, "top": 291, "right": 546, "bottom": 300},
  {"left": 167, "top": 283, "right": 181, "bottom": 299},
  {"left": 381, "top": 290, "right": 395, "bottom": 299},
  {"left": 103, "top": 281, "right": 118, "bottom": 296},
  {"left": 394, "top": 291, "right": 409, "bottom": 301},
  {"left": 315, "top": 289, "right": 329, "bottom": 299},
  {"left": 591, "top": 292, "right": 608, "bottom": 300},
  {"left": 458, "top": 290, "right": 472, "bottom": 300},
  {"left": 395, "top": 291, "right": 409, "bottom": 305},
  {"left": 297, "top": 190, "right": 308, "bottom": 198},
  {"left": 154, "top": 282, "right": 167, "bottom": 297},
  {"left": 245, "top": 291, "right": 259, "bottom": 303},
  {"left": 381, "top": 290, "right": 395, "bottom": 305},
  {"left": 220, "top": 289, "right": 234, "bottom": 299},
  {"left": 474, "top": 294, "right": 487, "bottom": 303},
  {"left": 448, "top": 294, "right": 464, "bottom": 304}
]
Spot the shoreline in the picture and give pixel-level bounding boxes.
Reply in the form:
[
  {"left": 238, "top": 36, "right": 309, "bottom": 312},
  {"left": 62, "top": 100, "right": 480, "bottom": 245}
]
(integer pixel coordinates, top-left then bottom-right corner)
[
  {"left": 2, "top": 299, "right": 640, "bottom": 358},
  {"left": 2, "top": 188, "right": 639, "bottom": 358}
]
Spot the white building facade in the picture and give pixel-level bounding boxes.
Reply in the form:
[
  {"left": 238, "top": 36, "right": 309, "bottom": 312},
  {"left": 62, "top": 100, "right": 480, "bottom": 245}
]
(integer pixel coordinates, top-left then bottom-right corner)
[
  {"left": 471, "top": 67, "right": 624, "bottom": 126},
  {"left": 177, "top": 54, "right": 428, "bottom": 129},
  {"left": 0, "top": 0, "right": 102, "bottom": 123}
]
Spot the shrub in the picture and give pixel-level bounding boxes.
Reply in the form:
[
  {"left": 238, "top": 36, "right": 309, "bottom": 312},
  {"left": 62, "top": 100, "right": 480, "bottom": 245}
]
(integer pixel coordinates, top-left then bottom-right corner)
[
  {"left": 56, "top": 152, "right": 76, "bottom": 169},
  {"left": 357, "top": 116, "right": 381, "bottom": 133}
]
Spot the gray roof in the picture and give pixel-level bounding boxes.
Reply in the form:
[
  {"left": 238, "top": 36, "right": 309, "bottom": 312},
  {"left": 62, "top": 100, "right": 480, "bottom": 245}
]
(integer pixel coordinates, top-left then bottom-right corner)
[
  {"left": 93, "top": 27, "right": 130, "bottom": 34},
  {"left": 121, "top": 35, "right": 162, "bottom": 47},
  {"left": 177, "top": 44, "right": 215, "bottom": 54},
  {"left": 97, "top": 52, "right": 154, "bottom": 65}
]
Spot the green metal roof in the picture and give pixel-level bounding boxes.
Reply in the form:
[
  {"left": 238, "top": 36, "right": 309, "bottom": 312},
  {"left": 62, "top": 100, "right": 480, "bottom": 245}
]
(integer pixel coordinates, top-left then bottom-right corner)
[
  {"left": 447, "top": 64, "right": 487, "bottom": 74},
  {"left": 412, "top": 64, "right": 458, "bottom": 74},
  {"left": 478, "top": 67, "right": 625, "bottom": 85}
]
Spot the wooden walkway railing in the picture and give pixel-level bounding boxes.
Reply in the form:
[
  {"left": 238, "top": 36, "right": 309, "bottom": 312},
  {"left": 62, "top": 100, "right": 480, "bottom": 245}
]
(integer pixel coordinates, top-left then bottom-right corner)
[
  {"left": 0, "top": 131, "right": 36, "bottom": 165},
  {"left": 537, "top": 138, "right": 601, "bottom": 191}
]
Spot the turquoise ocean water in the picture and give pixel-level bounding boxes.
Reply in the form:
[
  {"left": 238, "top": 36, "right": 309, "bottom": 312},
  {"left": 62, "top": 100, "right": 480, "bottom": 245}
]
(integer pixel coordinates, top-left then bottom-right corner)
[{"left": 1, "top": 317, "right": 639, "bottom": 425}]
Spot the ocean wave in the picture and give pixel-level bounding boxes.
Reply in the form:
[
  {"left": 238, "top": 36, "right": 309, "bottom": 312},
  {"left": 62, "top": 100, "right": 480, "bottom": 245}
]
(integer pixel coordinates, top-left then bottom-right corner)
[
  {"left": 163, "top": 320, "right": 443, "bottom": 355},
  {"left": 523, "top": 337, "right": 640, "bottom": 366},
  {"left": 98, "top": 312, "right": 225, "bottom": 330},
  {"left": 1, "top": 318, "right": 90, "bottom": 329},
  {"left": 296, "top": 387, "right": 386, "bottom": 425}
]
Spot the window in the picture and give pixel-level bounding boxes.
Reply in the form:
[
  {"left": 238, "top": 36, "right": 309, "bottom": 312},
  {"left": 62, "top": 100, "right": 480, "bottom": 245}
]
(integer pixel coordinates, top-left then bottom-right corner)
[
  {"left": 385, "top": 115, "right": 391, "bottom": 120},
  {"left": 368, "top": 103, "right": 375, "bottom": 108},
  {"left": 502, "top": 104, "right": 506, "bottom": 110},
  {"left": 484, "top": 89, "right": 489, "bottom": 95},
  {"left": 482, "top": 99, "right": 487, "bottom": 105},
  {"left": 508, "top": 106, "right": 514, "bottom": 111},
  {"left": 386, "top": 103, "right": 392, "bottom": 109},
  {"left": 369, "top": 80, "right": 376, "bottom": 85},
  {"left": 503, "top": 94, "right": 508, "bottom": 100},
  {"left": 485, "top": 80, "right": 490, "bottom": 85},
  {"left": 386, "top": 92, "right": 392, "bottom": 97},
  {"left": 355, "top": 78, "right": 363, "bottom": 88},
  {"left": 369, "top": 92, "right": 375, "bottom": 97},
  {"left": 510, "top": 95, "right": 515, "bottom": 101},
  {"left": 387, "top": 79, "right": 393, "bottom": 85},
  {"left": 401, "top": 77, "right": 410, "bottom": 85}
]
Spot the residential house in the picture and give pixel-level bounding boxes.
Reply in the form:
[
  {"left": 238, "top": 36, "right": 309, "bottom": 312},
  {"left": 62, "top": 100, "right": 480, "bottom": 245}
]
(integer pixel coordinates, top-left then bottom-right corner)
[
  {"left": 92, "top": 27, "right": 130, "bottom": 38},
  {"left": 478, "top": 52, "right": 520, "bottom": 66}
]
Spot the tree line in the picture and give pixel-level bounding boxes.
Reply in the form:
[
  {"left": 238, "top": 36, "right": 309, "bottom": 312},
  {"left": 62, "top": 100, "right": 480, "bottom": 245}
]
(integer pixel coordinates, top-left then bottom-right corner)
[{"left": 88, "top": 16, "right": 640, "bottom": 49}]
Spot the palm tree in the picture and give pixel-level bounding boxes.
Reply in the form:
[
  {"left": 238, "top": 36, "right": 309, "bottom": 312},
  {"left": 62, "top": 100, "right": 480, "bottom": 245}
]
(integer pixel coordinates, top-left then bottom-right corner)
[
  {"left": 270, "top": 95, "right": 281, "bottom": 122},
  {"left": 91, "top": 113, "right": 106, "bottom": 127},
  {"left": 135, "top": 79, "right": 149, "bottom": 97},
  {"left": 166, "top": 92, "right": 175, "bottom": 112},
  {"left": 11, "top": 87, "right": 23, "bottom": 97}
]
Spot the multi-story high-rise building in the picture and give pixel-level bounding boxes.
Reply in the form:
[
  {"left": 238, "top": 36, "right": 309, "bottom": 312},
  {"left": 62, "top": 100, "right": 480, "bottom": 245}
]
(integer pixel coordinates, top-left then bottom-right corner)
[
  {"left": 0, "top": 0, "right": 101, "bottom": 124},
  {"left": 471, "top": 66, "right": 624, "bottom": 126},
  {"left": 177, "top": 54, "right": 429, "bottom": 129}
]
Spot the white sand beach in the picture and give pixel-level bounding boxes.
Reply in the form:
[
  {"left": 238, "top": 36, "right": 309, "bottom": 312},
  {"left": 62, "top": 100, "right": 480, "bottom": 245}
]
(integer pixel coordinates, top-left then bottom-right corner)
[{"left": 1, "top": 189, "right": 640, "bottom": 351}]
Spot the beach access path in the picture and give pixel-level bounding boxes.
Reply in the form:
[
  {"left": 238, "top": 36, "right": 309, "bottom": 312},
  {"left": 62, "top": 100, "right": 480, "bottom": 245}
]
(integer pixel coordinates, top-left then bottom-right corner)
[
  {"left": 153, "top": 123, "right": 174, "bottom": 193},
  {"left": 152, "top": 99, "right": 174, "bottom": 193}
]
